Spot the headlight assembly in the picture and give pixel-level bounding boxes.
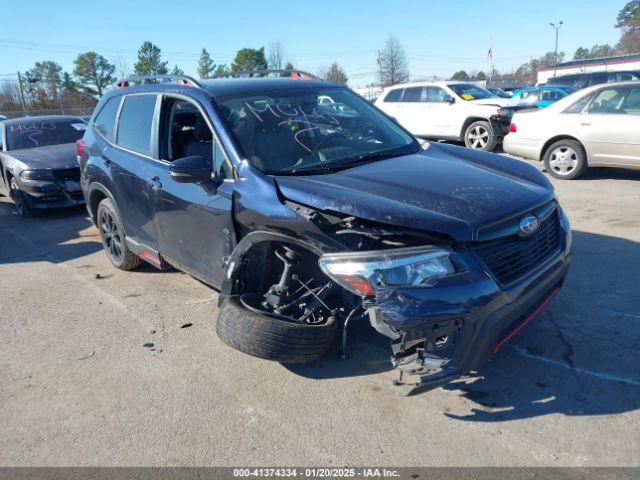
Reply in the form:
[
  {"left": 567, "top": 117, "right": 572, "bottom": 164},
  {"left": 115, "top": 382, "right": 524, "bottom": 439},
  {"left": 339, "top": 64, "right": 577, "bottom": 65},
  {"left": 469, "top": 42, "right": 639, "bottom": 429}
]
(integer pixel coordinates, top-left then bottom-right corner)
[
  {"left": 20, "top": 169, "right": 56, "bottom": 181},
  {"left": 318, "top": 246, "right": 455, "bottom": 297}
]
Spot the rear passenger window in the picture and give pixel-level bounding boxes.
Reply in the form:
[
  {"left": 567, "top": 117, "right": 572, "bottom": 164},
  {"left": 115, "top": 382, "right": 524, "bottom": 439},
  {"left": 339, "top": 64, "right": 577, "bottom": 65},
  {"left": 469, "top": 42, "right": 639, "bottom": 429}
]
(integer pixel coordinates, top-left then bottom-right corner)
[
  {"left": 622, "top": 87, "right": 640, "bottom": 115},
  {"left": 402, "top": 87, "right": 424, "bottom": 102},
  {"left": 384, "top": 89, "right": 403, "bottom": 102},
  {"left": 93, "top": 96, "right": 121, "bottom": 142},
  {"left": 116, "top": 95, "right": 157, "bottom": 156}
]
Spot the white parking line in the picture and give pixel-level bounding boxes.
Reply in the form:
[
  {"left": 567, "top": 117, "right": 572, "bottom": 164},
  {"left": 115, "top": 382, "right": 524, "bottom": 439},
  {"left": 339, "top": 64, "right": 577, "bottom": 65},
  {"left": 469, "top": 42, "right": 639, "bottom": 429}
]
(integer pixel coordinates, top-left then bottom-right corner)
[{"left": 509, "top": 345, "right": 640, "bottom": 387}]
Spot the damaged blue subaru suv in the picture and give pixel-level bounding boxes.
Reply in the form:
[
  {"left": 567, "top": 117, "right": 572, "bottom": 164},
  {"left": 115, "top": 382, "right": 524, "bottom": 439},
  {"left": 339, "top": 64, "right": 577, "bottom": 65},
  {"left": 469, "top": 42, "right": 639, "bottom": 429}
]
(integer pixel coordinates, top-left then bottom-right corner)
[{"left": 78, "top": 72, "right": 571, "bottom": 390}]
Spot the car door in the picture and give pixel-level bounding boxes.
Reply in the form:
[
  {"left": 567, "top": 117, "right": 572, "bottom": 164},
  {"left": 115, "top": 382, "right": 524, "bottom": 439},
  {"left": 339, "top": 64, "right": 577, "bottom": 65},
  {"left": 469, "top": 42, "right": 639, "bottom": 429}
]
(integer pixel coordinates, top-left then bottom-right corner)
[
  {"left": 376, "top": 87, "right": 403, "bottom": 124},
  {"left": 424, "top": 86, "right": 459, "bottom": 137},
  {"left": 577, "top": 85, "right": 640, "bottom": 166},
  {"left": 149, "top": 95, "right": 235, "bottom": 286},
  {"left": 395, "top": 86, "right": 425, "bottom": 134},
  {"left": 108, "top": 93, "right": 161, "bottom": 251}
]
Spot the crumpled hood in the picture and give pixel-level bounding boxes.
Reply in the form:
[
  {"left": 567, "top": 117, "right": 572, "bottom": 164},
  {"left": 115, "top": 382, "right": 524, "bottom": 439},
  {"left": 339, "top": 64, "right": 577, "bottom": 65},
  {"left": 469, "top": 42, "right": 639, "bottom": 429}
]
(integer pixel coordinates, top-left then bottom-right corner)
[
  {"left": 275, "top": 142, "right": 553, "bottom": 241},
  {"left": 7, "top": 143, "right": 77, "bottom": 169}
]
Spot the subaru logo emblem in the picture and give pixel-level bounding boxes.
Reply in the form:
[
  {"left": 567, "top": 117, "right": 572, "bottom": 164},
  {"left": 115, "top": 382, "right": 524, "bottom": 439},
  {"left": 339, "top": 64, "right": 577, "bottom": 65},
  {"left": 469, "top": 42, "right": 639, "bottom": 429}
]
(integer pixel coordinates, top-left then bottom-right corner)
[{"left": 519, "top": 215, "right": 540, "bottom": 236}]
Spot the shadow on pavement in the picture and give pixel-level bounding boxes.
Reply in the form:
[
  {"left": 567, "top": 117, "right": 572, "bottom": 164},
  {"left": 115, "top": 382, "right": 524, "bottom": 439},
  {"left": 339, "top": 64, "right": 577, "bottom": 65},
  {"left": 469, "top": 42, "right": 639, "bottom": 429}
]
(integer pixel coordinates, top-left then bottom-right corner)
[{"left": 569, "top": 167, "right": 640, "bottom": 181}]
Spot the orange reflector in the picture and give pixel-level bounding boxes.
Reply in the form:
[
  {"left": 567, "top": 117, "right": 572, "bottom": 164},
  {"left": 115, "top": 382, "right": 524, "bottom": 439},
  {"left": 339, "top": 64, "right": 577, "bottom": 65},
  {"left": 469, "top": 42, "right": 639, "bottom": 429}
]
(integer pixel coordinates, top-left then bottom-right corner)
[{"left": 341, "top": 275, "right": 376, "bottom": 297}]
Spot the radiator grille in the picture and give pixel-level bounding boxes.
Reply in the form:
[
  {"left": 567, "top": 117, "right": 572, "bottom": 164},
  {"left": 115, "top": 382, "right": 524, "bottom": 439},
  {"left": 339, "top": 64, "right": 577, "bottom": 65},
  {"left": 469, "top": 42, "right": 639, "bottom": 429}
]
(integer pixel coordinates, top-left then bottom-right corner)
[{"left": 473, "top": 210, "right": 561, "bottom": 285}]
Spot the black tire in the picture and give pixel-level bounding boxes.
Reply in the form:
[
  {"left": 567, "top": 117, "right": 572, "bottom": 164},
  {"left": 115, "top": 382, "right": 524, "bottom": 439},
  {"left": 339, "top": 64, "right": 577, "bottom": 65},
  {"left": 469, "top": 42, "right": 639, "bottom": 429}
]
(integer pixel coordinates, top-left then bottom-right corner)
[
  {"left": 96, "top": 198, "right": 142, "bottom": 270},
  {"left": 216, "top": 295, "right": 338, "bottom": 364},
  {"left": 9, "top": 177, "right": 37, "bottom": 217},
  {"left": 464, "top": 120, "right": 498, "bottom": 151},
  {"left": 543, "top": 139, "right": 587, "bottom": 180}
]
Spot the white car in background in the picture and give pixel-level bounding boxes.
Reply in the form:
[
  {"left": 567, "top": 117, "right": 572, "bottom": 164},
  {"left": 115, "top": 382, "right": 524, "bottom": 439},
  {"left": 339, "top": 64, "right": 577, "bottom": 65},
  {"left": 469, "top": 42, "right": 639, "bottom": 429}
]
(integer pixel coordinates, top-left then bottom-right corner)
[
  {"left": 374, "top": 81, "right": 519, "bottom": 151},
  {"left": 504, "top": 81, "right": 640, "bottom": 179}
]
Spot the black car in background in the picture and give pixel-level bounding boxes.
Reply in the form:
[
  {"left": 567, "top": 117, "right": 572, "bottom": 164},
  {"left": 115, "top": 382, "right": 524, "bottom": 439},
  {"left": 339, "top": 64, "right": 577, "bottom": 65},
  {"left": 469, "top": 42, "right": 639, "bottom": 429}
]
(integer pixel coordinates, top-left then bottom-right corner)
[
  {"left": 0, "top": 115, "right": 86, "bottom": 216},
  {"left": 79, "top": 73, "right": 571, "bottom": 391}
]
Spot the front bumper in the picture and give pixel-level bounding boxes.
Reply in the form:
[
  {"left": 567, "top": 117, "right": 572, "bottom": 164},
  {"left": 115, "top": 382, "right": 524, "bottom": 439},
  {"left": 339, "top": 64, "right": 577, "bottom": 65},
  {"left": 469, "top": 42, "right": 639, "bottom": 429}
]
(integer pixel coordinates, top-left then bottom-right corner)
[
  {"left": 489, "top": 114, "right": 511, "bottom": 138},
  {"left": 18, "top": 178, "right": 85, "bottom": 209},
  {"left": 367, "top": 212, "right": 572, "bottom": 390}
]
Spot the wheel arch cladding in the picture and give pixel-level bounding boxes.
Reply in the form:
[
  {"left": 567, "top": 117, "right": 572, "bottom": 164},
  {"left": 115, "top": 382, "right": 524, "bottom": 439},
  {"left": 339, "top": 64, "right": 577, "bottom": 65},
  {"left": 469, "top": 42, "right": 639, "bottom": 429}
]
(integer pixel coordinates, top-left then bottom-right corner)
[{"left": 87, "top": 183, "right": 120, "bottom": 226}]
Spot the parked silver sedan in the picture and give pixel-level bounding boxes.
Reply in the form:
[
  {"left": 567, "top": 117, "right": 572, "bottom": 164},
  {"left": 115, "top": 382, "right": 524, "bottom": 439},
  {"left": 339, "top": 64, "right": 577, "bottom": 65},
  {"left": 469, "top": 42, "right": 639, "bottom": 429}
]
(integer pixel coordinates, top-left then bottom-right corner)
[{"left": 504, "top": 81, "right": 640, "bottom": 179}]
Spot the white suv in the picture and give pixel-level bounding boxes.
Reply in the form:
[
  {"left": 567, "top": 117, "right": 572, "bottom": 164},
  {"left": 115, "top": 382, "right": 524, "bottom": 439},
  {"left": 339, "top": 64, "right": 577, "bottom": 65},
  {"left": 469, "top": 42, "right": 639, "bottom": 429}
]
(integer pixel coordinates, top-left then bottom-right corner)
[{"left": 375, "top": 81, "right": 515, "bottom": 151}]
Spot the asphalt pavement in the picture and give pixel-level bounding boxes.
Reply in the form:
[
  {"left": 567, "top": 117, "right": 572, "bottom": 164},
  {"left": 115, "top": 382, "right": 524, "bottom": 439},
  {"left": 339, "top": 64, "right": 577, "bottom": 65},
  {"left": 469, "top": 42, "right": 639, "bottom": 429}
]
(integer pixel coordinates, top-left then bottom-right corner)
[{"left": 1, "top": 158, "right": 639, "bottom": 466}]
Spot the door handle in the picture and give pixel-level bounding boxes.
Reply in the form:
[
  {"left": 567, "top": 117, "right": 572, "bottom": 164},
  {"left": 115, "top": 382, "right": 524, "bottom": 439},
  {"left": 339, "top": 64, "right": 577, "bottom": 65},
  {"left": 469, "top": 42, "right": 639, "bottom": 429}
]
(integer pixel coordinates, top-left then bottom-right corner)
[
  {"left": 148, "top": 176, "right": 162, "bottom": 190},
  {"left": 581, "top": 123, "right": 591, "bottom": 126}
]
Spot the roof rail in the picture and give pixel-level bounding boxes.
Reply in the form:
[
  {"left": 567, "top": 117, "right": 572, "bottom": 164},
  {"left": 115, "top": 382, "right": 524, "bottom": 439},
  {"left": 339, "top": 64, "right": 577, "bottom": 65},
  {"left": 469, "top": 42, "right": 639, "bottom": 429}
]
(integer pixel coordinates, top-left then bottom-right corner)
[
  {"left": 216, "top": 69, "right": 320, "bottom": 80},
  {"left": 117, "top": 75, "right": 204, "bottom": 89}
]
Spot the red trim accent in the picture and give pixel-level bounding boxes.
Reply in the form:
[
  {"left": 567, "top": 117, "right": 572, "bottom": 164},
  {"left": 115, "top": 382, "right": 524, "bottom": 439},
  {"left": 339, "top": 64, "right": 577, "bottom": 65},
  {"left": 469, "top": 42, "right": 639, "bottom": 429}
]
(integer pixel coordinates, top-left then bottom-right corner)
[
  {"left": 493, "top": 286, "right": 561, "bottom": 354},
  {"left": 139, "top": 251, "right": 161, "bottom": 265}
]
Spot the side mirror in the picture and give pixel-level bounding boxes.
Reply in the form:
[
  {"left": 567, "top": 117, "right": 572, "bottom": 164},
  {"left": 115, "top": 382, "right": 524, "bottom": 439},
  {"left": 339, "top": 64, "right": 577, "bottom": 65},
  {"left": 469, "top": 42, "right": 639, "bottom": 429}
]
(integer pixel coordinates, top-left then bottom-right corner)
[
  {"left": 170, "top": 155, "right": 212, "bottom": 183},
  {"left": 443, "top": 95, "right": 455, "bottom": 104}
]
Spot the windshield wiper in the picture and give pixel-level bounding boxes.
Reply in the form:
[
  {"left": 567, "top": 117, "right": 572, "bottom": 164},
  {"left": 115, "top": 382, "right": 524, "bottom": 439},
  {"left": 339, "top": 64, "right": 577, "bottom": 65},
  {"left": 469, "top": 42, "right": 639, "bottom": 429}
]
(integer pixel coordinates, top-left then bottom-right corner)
[{"left": 284, "top": 144, "right": 420, "bottom": 175}]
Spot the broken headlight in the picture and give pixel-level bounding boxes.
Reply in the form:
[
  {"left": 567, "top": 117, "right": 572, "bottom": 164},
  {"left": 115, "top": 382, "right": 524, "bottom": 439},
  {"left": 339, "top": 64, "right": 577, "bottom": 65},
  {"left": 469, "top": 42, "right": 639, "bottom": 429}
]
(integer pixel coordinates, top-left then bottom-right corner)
[{"left": 318, "top": 246, "right": 454, "bottom": 297}]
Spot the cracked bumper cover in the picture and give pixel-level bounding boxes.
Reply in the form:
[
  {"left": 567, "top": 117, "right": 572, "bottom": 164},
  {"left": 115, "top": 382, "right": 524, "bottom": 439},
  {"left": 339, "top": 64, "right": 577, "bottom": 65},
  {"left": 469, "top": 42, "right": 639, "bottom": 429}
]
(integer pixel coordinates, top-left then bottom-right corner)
[{"left": 369, "top": 224, "right": 571, "bottom": 389}]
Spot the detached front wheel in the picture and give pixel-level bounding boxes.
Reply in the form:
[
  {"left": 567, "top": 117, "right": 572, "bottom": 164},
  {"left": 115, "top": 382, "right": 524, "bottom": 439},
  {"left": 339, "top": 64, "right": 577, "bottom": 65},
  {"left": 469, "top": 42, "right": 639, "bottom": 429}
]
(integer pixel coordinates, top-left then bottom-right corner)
[
  {"left": 216, "top": 295, "right": 338, "bottom": 364},
  {"left": 464, "top": 120, "right": 498, "bottom": 151}
]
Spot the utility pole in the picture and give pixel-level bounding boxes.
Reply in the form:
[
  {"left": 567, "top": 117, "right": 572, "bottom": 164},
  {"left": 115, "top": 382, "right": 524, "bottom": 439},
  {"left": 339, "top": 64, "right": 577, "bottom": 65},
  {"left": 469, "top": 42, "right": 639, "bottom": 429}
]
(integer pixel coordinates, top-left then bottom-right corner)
[
  {"left": 550, "top": 21, "right": 563, "bottom": 77},
  {"left": 16, "top": 71, "right": 28, "bottom": 116}
]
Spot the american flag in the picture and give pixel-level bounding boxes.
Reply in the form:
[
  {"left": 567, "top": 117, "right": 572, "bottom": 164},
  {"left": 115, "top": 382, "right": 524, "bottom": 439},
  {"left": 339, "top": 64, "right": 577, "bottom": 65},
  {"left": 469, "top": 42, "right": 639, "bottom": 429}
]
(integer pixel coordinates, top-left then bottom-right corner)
[{"left": 487, "top": 48, "right": 493, "bottom": 61}]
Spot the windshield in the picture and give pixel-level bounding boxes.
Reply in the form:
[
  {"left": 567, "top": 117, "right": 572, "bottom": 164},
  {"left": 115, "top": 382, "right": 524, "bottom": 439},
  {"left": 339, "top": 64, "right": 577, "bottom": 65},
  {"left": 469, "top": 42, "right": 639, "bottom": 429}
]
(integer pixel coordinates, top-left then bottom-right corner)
[
  {"left": 217, "top": 87, "right": 419, "bottom": 175},
  {"left": 6, "top": 119, "right": 85, "bottom": 151},
  {"left": 447, "top": 83, "right": 497, "bottom": 101}
]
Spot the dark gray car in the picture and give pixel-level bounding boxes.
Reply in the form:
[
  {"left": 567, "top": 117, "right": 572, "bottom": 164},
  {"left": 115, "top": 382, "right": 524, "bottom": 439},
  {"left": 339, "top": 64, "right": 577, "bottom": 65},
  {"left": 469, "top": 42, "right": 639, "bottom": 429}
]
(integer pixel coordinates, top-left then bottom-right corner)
[{"left": 0, "top": 115, "right": 86, "bottom": 216}]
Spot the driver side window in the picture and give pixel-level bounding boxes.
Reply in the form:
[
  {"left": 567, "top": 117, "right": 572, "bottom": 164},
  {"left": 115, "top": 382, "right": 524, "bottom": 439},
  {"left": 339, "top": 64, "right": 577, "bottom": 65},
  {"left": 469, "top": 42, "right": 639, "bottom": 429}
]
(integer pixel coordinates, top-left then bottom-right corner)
[
  {"left": 161, "top": 98, "right": 231, "bottom": 179},
  {"left": 425, "top": 87, "right": 449, "bottom": 103}
]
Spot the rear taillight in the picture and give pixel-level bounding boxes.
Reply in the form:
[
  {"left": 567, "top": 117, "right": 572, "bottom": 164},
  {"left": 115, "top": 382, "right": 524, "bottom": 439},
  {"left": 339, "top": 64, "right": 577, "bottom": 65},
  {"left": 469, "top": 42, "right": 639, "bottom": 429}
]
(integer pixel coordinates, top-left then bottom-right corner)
[
  {"left": 76, "top": 139, "right": 85, "bottom": 157},
  {"left": 509, "top": 123, "right": 517, "bottom": 133}
]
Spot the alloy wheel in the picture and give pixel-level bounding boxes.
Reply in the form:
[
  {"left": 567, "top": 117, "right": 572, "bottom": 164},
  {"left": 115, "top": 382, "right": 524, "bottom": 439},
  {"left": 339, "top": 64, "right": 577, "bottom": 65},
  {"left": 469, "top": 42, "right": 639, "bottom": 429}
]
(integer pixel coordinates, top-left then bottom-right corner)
[
  {"left": 99, "top": 209, "right": 123, "bottom": 263},
  {"left": 548, "top": 146, "right": 579, "bottom": 176},
  {"left": 467, "top": 125, "right": 490, "bottom": 149}
]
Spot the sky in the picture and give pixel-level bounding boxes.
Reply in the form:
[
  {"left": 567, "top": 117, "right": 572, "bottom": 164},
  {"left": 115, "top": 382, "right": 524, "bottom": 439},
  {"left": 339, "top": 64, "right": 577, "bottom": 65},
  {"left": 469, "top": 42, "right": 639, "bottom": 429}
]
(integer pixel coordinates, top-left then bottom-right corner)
[{"left": 0, "top": 0, "right": 627, "bottom": 87}]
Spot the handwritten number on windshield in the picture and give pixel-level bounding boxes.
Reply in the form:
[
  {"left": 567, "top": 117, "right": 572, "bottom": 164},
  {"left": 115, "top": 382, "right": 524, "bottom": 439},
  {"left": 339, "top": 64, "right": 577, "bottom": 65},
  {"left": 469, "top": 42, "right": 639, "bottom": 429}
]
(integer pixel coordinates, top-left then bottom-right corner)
[{"left": 244, "top": 101, "right": 341, "bottom": 152}]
